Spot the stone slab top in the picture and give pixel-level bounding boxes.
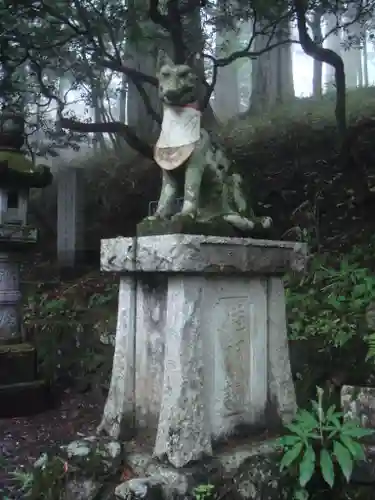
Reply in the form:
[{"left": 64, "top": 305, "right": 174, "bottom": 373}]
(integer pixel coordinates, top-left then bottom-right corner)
[
  {"left": 0, "top": 225, "right": 37, "bottom": 246},
  {"left": 101, "top": 234, "right": 307, "bottom": 275}
]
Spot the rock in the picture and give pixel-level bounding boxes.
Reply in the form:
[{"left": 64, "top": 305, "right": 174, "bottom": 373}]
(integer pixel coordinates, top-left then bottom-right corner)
[
  {"left": 233, "top": 453, "right": 290, "bottom": 500},
  {"left": 125, "top": 440, "right": 290, "bottom": 500},
  {"left": 60, "top": 435, "right": 122, "bottom": 475},
  {"left": 32, "top": 436, "right": 123, "bottom": 500},
  {"left": 339, "top": 385, "right": 375, "bottom": 485},
  {"left": 218, "top": 442, "right": 291, "bottom": 500},
  {"left": 341, "top": 385, "right": 375, "bottom": 441},
  {"left": 64, "top": 479, "right": 100, "bottom": 500},
  {"left": 351, "top": 457, "right": 375, "bottom": 485},
  {"left": 126, "top": 447, "right": 222, "bottom": 498},
  {"left": 31, "top": 438, "right": 292, "bottom": 500},
  {"left": 115, "top": 478, "right": 164, "bottom": 500}
]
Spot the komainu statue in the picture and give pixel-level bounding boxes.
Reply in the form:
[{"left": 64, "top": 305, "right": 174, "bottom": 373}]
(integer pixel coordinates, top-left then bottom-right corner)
[{"left": 143, "top": 53, "right": 272, "bottom": 234}]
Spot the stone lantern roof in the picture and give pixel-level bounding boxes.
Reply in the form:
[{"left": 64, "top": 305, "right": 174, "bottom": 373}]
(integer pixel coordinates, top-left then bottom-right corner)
[{"left": 0, "top": 111, "right": 52, "bottom": 189}]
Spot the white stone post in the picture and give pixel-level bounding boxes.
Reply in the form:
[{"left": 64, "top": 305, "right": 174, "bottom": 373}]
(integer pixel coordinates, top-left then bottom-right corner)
[
  {"left": 99, "top": 235, "right": 307, "bottom": 468},
  {"left": 57, "top": 167, "right": 85, "bottom": 268},
  {"left": 97, "top": 276, "right": 136, "bottom": 438}
]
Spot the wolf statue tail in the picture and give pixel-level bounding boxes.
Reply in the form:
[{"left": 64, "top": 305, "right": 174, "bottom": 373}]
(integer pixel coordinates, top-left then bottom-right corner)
[{"left": 223, "top": 173, "right": 272, "bottom": 232}]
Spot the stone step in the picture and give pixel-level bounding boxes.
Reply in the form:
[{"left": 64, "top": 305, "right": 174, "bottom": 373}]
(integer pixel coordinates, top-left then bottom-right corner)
[
  {"left": 0, "top": 380, "right": 51, "bottom": 418},
  {"left": 0, "top": 343, "right": 37, "bottom": 385}
]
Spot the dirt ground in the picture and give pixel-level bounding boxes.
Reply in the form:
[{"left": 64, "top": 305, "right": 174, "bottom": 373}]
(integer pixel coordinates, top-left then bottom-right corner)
[{"left": 0, "top": 390, "right": 102, "bottom": 499}]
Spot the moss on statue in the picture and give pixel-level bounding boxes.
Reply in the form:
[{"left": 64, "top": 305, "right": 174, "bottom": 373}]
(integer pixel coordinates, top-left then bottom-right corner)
[
  {"left": 0, "top": 151, "right": 52, "bottom": 188},
  {"left": 0, "top": 343, "right": 34, "bottom": 353},
  {"left": 137, "top": 215, "right": 238, "bottom": 237},
  {"left": 137, "top": 214, "right": 271, "bottom": 237},
  {"left": 0, "top": 151, "right": 35, "bottom": 173}
]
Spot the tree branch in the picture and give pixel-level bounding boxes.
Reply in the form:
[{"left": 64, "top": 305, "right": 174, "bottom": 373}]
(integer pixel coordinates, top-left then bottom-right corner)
[
  {"left": 321, "top": 5, "right": 370, "bottom": 46},
  {"left": 294, "top": 0, "right": 346, "bottom": 140},
  {"left": 99, "top": 58, "right": 158, "bottom": 86},
  {"left": 60, "top": 118, "right": 153, "bottom": 159},
  {"left": 200, "top": 10, "right": 296, "bottom": 105}
]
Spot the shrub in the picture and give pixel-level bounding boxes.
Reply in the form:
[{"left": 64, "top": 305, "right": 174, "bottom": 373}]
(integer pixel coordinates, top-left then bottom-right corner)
[
  {"left": 276, "top": 387, "right": 374, "bottom": 499},
  {"left": 24, "top": 275, "right": 118, "bottom": 392},
  {"left": 285, "top": 239, "right": 375, "bottom": 405}
]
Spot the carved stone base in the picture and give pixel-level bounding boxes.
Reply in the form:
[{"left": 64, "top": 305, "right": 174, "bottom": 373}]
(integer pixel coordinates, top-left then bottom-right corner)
[
  {"left": 99, "top": 235, "right": 307, "bottom": 468},
  {"left": 0, "top": 251, "right": 22, "bottom": 343}
]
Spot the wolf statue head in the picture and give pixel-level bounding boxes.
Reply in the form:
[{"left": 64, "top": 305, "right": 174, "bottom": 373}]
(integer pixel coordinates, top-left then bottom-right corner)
[{"left": 156, "top": 52, "right": 200, "bottom": 107}]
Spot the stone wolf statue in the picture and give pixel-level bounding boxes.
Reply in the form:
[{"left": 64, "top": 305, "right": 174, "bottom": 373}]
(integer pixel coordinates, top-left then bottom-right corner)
[{"left": 147, "top": 53, "right": 272, "bottom": 233}]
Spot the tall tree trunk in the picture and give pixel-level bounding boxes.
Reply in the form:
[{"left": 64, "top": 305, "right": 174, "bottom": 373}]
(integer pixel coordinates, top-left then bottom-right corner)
[
  {"left": 311, "top": 10, "right": 323, "bottom": 98},
  {"left": 56, "top": 75, "right": 69, "bottom": 123},
  {"left": 249, "top": 20, "right": 294, "bottom": 115},
  {"left": 214, "top": 0, "right": 240, "bottom": 121},
  {"left": 363, "top": 36, "right": 369, "bottom": 87},
  {"left": 358, "top": 52, "right": 363, "bottom": 87},
  {"left": 179, "top": 0, "right": 219, "bottom": 131},
  {"left": 125, "top": 42, "right": 160, "bottom": 144},
  {"left": 125, "top": 0, "right": 160, "bottom": 145},
  {"left": 295, "top": 0, "right": 346, "bottom": 142},
  {"left": 323, "top": 13, "right": 342, "bottom": 91},
  {"left": 237, "top": 20, "right": 252, "bottom": 112},
  {"left": 342, "top": 4, "right": 362, "bottom": 89},
  {"left": 119, "top": 73, "right": 127, "bottom": 123},
  {"left": 91, "top": 74, "right": 107, "bottom": 151}
]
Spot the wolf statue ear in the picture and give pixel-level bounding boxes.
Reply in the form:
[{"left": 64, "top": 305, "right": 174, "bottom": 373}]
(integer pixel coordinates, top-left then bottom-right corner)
[{"left": 156, "top": 50, "right": 174, "bottom": 71}]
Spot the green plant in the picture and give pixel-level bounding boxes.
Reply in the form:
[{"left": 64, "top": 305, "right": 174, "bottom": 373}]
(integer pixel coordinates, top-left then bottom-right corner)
[
  {"left": 287, "top": 254, "right": 375, "bottom": 344},
  {"left": 286, "top": 249, "right": 375, "bottom": 361},
  {"left": 193, "top": 483, "right": 215, "bottom": 500},
  {"left": 23, "top": 277, "right": 117, "bottom": 388},
  {"left": 21, "top": 456, "right": 72, "bottom": 499},
  {"left": 276, "top": 387, "right": 374, "bottom": 498},
  {"left": 10, "top": 470, "right": 34, "bottom": 495}
]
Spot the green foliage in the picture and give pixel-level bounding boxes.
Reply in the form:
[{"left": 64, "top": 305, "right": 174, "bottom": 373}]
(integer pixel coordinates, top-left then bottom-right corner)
[
  {"left": 11, "top": 470, "right": 37, "bottom": 497},
  {"left": 23, "top": 276, "right": 118, "bottom": 388},
  {"left": 276, "top": 387, "right": 374, "bottom": 498},
  {"left": 225, "top": 87, "right": 375, "bottom": 157},
  {"left": 286, "top": 243, "right": 375, "bottom": 353},
  {"left": 10, "top": 443, "right": 122, "bottom": 500},
  {"left": 0, "top": 0, "right": 371, "bottom": 156},
  {"left": 286, "top": 242, "right": 375, "bottom": 406},
  {"left": 193, "top": 483, "right": 215, "bottom": 500},
  {"left": 11, "top": 456, "right": 69, "bottom": 499}
]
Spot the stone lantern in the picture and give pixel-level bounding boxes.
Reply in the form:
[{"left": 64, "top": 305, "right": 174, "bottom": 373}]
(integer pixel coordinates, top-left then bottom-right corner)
[{"left": 0, "top": 110, "right": 53, "bottom": 417}]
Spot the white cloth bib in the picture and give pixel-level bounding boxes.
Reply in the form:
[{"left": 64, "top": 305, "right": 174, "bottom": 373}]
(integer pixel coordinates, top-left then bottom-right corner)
[{"left": 156, "top": 104, "right": 201, "bottom": 148}]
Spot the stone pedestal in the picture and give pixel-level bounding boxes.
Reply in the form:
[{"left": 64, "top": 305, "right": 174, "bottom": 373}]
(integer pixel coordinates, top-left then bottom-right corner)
[
  {"left": 99, "top": 235, "right": 307, "bottom": 468},
  {"left": 0, "top": 226, "right": 37, "bottom": 344},
  {"left": 0, "top": 226, "right": 51, "bottom": 418}
]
